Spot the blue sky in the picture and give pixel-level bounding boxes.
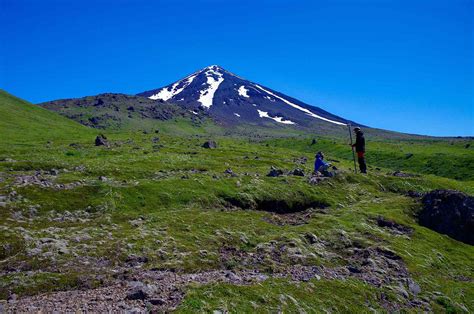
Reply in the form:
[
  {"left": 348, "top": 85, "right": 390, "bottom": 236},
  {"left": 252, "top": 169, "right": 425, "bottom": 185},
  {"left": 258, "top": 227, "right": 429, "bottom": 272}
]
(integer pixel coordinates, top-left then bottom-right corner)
[{"left": 1, "top": 0, "right": 472, "bottom": 136}]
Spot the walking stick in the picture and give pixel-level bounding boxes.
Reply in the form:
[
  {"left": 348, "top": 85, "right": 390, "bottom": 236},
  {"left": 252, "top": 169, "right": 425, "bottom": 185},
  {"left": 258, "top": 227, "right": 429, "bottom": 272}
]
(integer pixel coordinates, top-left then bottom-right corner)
[{"left": 348, "top": 124, "right": 357, "bottom": 174}]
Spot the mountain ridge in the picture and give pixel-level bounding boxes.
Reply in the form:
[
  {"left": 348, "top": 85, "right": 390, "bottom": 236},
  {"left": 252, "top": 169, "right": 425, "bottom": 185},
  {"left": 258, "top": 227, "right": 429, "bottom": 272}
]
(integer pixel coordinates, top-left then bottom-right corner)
[{"left": 137, "top": 65, "right": 360, "bottom": 129}]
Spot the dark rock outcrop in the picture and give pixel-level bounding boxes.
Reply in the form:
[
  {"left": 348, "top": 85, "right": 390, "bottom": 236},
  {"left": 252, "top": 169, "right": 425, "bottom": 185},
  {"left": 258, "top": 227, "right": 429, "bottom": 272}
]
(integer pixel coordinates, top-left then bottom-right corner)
[
  {"left": 289, "top": 168, "right": 305, "bottom": 176},
  {"left": 125, "top": 288, "right": 148, "bottom": 300},
  {"left": 202, "top": 140, "right": 217, "bottom": 149},
  {"left": 95, "top": 134, "right": 109, "bottom": 147},
  {"left": 376, "top": 216, "right": 413, "bottom": 235},
  {"left": 224, "top": 168, "right": 237, "bottom": 177},
  {"left": 267, "top": 166, "right": 283, "bottom": 177},
  {"left": 419, "top": 190, "right": 474, "bottom": 245}
]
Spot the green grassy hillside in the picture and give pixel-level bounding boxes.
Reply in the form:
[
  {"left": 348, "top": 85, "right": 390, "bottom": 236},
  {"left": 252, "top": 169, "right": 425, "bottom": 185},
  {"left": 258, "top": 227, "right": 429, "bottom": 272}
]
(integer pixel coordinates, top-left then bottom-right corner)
[
  {"left": 0, "top": 90, "right": 93, "bottom": 144},
  {"left": 268, "top": 137, "right": 474, "bottom": 181},
  {"left": 0, "top": 92, "right": 472, "bottom": 312}
]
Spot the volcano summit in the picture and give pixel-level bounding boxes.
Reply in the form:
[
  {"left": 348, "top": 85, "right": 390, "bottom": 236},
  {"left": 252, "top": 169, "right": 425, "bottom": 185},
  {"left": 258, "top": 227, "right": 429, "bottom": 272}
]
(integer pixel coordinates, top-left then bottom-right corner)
[{"left": 138, "top": 65, "right": 354, "bottom": 128}]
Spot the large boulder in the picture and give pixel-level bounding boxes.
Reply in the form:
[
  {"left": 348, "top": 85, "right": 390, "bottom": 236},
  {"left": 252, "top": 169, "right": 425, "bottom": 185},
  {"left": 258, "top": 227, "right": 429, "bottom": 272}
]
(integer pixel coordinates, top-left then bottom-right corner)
[
  {"left": 289, "top": 168, "right": 305, "bottom": 176},
  {"left": 202, "top": 140, "right": 217, "bottom": 149},
  {"left": 419, "top": 190, "right": 474, "bottom": 245},
  {"left": 95, "top": 134, "right": 109, "bottom": 147},
  {"left": 267, "top": 166, "right": 283, "bottom": 177}
]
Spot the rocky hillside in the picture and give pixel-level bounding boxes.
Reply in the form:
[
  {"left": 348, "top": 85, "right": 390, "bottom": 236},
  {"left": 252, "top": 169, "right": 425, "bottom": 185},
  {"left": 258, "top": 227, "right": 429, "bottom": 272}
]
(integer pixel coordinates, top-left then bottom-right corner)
[{"left": 40, "top": 93, "right": 207, "bottom": 130}]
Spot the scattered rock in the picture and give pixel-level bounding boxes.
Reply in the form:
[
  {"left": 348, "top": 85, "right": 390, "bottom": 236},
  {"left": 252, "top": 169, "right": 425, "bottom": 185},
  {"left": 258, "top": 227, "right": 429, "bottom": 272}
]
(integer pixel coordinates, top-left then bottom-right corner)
[
  {"left": 125, "top": 288, "right": 148, "bottom": 300},
  {"left": 347, "top": 266, "right": 362, "bottom": 273},
  {"left": 0, "top": 157, "right": 16, "bottom": 162},
  {"left": 202, "top": 140, "right": 217, "bottom": 149},
  {"left": 405, "top": 153, "right": 414, "bottom": 159},
  {"left": 289, "top": 168, "right": 305, "bottom": 176},
  {"left": 95, "top": 134, "right": 109, "bottom": 147},
  {"left": 149, "top": 298, "right": 165, "bottom": 305},
  {"left": 8, "top": 262, "right": 426, "bottom": 312},
  {"left": 99, "top": 176, "right": 108, "bottom": 182},
  {"left": 376, "top": 216, "right": 413, "bottom": 235},
  {"left": 307, "top": 175, "right": 328, "bottom": 185},
  {"left": 74, "top": 165, "right": 86, "bottom": 172},
  {"left": 406, "top": 190, "right": 424, "bottom": 198},
  {"left": 267, "top": 166, "right": 283, "bottom": 177},
  {"left": 13, "top": 173, "right": 82, "bottom": 190},
  {"left": 264, "top": 210, "right": 314, "bottom": 226},
  {"left": 396, "top": 285, "right": 410, "bottom": 299},
  {"left": 126, "top": 255, "right": 149, "bottom": 266},
  {"left": 224, "top": 168, "right": 237, "bottom": 177},
  {"left": 375, "top": 247, "right": 402, "bottom": 260},
  {"left": 419, "top": 190, "right": 474, "bottom": 245},
  {"left": 7, "top": 293, "right": 17, "bottom": 304},
  {"left": 294, "top": 156, "right": 307, "bottom": 164},
  {"left": 408, "top": 279, "right": 421, "bottom": 295},
  {"left": 225, "top": 271, "right": 242, "bottom": 282},
  {"left": 392, "top": 170, "right": 418, "bottom": 178},
  {"left": 304, "top": 233, "right": 318, "bottom": 244}
]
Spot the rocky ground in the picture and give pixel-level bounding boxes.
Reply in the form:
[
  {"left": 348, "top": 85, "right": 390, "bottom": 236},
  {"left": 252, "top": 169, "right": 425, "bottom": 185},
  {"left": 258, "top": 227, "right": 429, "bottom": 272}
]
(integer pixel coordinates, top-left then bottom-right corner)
[
  {"left": 5, "top": 250, "right": 427, "bottom": 313},
  {"left": 0, "top": 132, "right": 473, "bottom": 312}
]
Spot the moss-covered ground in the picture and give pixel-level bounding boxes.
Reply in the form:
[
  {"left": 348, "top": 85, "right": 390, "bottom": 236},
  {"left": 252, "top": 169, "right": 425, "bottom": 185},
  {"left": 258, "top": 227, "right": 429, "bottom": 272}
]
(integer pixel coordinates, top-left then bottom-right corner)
[{"left": 0, "top": 90, "right": 473, "bottom": 312}]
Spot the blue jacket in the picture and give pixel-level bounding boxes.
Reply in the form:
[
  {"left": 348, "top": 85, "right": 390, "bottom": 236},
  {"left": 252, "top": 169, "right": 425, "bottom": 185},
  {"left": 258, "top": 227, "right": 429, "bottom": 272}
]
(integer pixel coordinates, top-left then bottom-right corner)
[{"left": 314, "top": 156, "right": 327, "bottom": 172}]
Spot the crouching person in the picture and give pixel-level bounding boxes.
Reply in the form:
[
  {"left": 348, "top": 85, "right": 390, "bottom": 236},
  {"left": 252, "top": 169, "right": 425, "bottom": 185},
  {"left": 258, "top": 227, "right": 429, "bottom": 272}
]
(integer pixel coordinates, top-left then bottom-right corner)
[{"left": 314, "top": 151, "right": 332, "bottom": 177}]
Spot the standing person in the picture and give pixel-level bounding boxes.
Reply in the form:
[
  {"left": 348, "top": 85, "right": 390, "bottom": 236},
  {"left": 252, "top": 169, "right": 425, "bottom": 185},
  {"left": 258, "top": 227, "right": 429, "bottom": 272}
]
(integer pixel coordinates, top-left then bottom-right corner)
[{"left": 352, "top": 127, "right": 367, "bottom": 173}]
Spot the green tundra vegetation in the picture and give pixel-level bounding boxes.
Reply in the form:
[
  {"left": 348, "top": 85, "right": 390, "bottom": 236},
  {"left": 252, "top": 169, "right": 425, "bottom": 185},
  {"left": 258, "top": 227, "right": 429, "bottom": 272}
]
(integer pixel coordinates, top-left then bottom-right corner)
[{"left": 0, "top": 89, "right": 473, "bottom": 312}]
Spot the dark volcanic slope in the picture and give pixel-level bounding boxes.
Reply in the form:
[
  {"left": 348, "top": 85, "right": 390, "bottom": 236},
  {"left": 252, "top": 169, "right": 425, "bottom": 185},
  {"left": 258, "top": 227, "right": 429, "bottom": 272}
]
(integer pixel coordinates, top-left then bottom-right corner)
[
  {"left": 40, "top": 93, "right": 205, "bottom": 129},
  {"left": 138, "top": 65, "right": 359, "bottom": 129}
]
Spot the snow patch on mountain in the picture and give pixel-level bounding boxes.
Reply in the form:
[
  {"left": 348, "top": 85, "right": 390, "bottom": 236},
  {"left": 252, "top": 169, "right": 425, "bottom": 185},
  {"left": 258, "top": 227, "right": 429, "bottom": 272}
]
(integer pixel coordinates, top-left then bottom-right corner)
[
  {"left": 238, "top": 86, "right": 249, "bottom": 98},
  {"left": 198, "top": 68, "right": 224, "bottom": 109},
  {"left": 254, "top": 85, "right": 346, "bottom": 126},
  {"left": 149, "top": 74, "right": 197, "bottom": 101},
  {"left": 257, "top": 109, "right": 295, "bottom": 125}
]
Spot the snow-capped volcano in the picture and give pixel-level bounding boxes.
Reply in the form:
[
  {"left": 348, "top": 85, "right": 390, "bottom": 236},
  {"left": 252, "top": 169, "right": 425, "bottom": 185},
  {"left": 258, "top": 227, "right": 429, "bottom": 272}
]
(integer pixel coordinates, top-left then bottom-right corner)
[{"left": 138, "top": 65, "right": 354, "bottom": 128}]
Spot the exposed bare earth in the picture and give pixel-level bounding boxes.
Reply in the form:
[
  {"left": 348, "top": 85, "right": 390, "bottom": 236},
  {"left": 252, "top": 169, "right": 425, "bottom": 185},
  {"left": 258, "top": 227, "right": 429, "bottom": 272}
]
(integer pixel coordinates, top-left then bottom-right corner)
[{"left": 5, "top": 245, "right": 429, "bottom": 312}]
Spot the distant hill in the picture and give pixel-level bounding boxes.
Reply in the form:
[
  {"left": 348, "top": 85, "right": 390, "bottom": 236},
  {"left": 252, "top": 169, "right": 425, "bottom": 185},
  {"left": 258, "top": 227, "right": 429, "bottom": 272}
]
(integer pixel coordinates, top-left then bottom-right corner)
[
  {"left": 39, "top": 93, "right": 208, "bottom": 131},
  {"left": 0, "top": 90, "right": 92, "bottom": 144}
]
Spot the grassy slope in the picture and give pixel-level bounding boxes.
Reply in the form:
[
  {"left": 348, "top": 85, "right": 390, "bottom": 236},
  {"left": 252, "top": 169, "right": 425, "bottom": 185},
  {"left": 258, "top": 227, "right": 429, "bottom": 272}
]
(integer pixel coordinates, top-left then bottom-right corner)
[
  {"left": 0, "top": 90, "right": 93, "bottom": 144},
  {"left": 0, "top": 92, "right": 473, "bottom": 312},
  {"left": 267, "top": 137, "right": 474, "bottom": 181}
]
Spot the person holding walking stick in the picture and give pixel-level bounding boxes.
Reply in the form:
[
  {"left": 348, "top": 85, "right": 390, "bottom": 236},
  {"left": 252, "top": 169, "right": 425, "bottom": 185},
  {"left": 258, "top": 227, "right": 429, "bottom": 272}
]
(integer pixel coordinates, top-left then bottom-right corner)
[{"left": 350, "top": 127, "right": 367, "bottom": 174}]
